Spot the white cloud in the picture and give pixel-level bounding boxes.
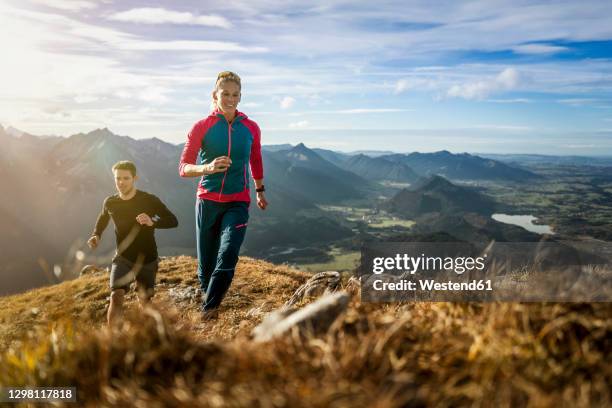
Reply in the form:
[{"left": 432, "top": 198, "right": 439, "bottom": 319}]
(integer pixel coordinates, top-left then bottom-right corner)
[
  {"left": 496, "top": 68, "right": 520, "bottom": 88},
  {"left": 394, "top": 79, "right": 410, "bottom": 94},
  {"left": 240, "top": 102, "right": 262, "bottom": 108},
  {"left": 470, "top": 124, "right": 533, "bottom": 131},
  {"left": 30, "top": 0, "right": 98, "bottom": 11},
  {"left": 557, "top": 98, "right": 599, "bottom": 107},
  {"left": 512, "top": 43, "right": 569, "bottom": 55},
  {"left": 386, "top": 76, "right": 442, "bottom": 95},
  {"left": 447, "top": 68, "right": 520, "bottom": 100},
  {"left": 280, "top": 96, "right": 296, "bottom": 109},
  {"left": 289, "top": 120, "right": 309, "bottom": 128},
  {"left": 281, "top": 108, "right": 413, "bottom": 116},
  {"left": 108, "top": 8, "right": 232, "bottom": 28},
  {"left": 138, "top": 87, "right": 170, "bottom": 104},
  {"left": 74, "top": 94, "right": 100, "bottom": 104},
  {"left": 447, "top": 83, "right": 490, "bottom": 100},
  {"left": 118, "top": 40, "right": 266, "bottom": 52},
  {"left": 6, "top": 6, "right": 264, "bottom": 53},
  {"left": 335, "top": 108, "right": 410, "bottom": 114},
  {"left": 211, "top": 1, "right": 612, "bottom": 65},
  {"left": 3, "top": 1, "right": 612, "bottom": 143},
  {"left": 563, "top": 144, "right": 597, "bottom": 149},
  {"left": 114, "top": 90, "right": 132, "bottom": 99},
  {"left": 487, "top": 98, "right": 532, "bottom": 103}
]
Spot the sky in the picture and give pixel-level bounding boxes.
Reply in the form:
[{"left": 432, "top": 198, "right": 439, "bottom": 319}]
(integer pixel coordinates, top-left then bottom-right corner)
[{"left": 1, "top": 0, "right": 612, "bottom": 155}]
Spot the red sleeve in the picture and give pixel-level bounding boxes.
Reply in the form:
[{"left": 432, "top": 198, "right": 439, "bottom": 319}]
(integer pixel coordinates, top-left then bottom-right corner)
[
  {"left": 179, "top": 119, "right": 208, "bottom": 177},
  {"left": 246, "top": 120, "right": 263, "bottom": 179}
]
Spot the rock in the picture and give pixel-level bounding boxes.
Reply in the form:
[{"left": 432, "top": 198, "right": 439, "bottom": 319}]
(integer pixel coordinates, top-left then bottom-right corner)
[
  {"left": 252, "top": 291, "right": 350, "bottom": 342},
  {"left": 252, "top": 306, "right": 296, "bottom": 330},
  {"left": 79, "top": 264, "right": 104, "bottom": 276},
  {"left": 284, "top": 271, "right": 341, "bottom": 307},
  {"left": 246, "top": 301, "right": 272, "bottom": 318},
  {"left": 166, "top": 286, "right": 202, "bottom": 305}
]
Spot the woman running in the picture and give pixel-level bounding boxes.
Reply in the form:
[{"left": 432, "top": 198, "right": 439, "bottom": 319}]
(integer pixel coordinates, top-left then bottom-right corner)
[{"left": 179, "top": 71, "right": 267, "bottom": 319}]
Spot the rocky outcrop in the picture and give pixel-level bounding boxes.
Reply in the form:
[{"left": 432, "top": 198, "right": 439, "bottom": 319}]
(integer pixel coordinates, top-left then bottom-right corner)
[
  {"left": 284, "top": 271, "right": 341, "bottom": 308},
  {"left": 252, "top": 292, "right": 350, "bottom": 342},
  {"left": 166, "top": 285, "right": 202, "bottom": 305}
]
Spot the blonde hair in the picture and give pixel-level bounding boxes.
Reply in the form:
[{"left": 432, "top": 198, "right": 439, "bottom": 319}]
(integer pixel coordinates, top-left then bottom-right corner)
[{"left": 212, "top": 71, "right": 241, "bottom": 109}]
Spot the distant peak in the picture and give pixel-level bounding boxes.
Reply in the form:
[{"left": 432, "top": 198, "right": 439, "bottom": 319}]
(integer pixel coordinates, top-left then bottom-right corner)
[
  {"left": 292, "top": 143, "right": 312, "bottom": 153},
  {"left": 428, "top": 174, "right": 451, "bottom": 183},
  {"left": 86, "top": 128, "right": 115, "bottom": 138},
  {"left": 415, "top": 175, "right": 455, "bottom": 191},
  {"left": 5, "top": 126, "right": 27, "bottom": 138},
  {"left": 143, "top": 136, "right": 163, "bottom": 143}
]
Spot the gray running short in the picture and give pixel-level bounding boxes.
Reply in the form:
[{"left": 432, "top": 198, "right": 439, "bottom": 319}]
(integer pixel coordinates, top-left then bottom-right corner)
[{"left": 110, "top": 255, "right": 158, "bottom": 296}]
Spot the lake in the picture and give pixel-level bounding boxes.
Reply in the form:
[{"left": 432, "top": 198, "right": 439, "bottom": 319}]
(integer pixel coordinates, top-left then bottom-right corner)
[{"left": 491, "top": 214, "right": 554, "bottom": 235}]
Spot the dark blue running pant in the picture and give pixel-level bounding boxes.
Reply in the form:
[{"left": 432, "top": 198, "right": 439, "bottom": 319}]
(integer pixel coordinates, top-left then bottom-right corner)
[{"left": 196, "top": 199, "right": 249, "bottom": 310}]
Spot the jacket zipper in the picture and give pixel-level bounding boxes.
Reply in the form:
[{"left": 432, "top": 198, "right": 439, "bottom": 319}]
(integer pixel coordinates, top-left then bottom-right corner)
[
  {"left": 218, "top": 117, "right": 233, "bottom": 199},
  {"left": 243, "top": 163, "right": 247, "bottom": 192}
]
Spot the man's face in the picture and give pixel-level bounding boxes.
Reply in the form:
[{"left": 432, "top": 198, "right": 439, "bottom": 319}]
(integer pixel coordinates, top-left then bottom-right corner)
[{"left": 114, "top": 169, "right": 136, "bottom": 195}]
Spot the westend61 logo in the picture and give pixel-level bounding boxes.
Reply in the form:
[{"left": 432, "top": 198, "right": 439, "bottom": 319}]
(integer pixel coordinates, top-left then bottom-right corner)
[
  {"left": 372, "top": 253, "right": 487, "bottom": 275},
  {"left": 359, "top": 242, "right": 612, "bottom": 302}
]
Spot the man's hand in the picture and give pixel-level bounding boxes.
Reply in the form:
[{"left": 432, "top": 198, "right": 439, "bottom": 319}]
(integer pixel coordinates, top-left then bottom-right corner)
[
  {"left": 205, "top": 156, "right": 232, "bottom": 174},
  {"left": 87, "top": 235, "right": 100, "bottom": 249},
  {"left": 256, "top": 192, "right": 268, "bottom": 210},
  {"left": 136, "top": 213, "right": 154, "bottom": 227}
]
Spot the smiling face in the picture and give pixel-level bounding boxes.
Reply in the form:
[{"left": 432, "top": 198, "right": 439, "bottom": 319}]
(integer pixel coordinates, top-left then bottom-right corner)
[
  {"left": 212, "top": 80, "right": 241, "bottom": 116},
  {"left": 113, "top": 169, "right": 137, "bottom": 196}
]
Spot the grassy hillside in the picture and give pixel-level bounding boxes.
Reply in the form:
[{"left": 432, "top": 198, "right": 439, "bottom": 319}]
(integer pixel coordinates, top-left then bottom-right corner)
[
  {"left": 0, "top": 256, "right": 610, "bottom": 407},
  {"left": 0, "top": 256, "right": 307, "bottom": 348}
]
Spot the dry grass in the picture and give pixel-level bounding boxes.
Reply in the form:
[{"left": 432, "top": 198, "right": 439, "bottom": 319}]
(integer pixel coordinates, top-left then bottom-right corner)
[
  {"left": 0, "top": 256, "right": 307, "bottom": 349},
  {"left": 0, "top": 256, "right": 610, "bottom": 407}
]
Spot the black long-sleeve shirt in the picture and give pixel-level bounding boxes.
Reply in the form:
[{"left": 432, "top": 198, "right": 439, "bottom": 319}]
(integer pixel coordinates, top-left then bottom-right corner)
[{"left": 93, "top": 190, "right": 178, "bottom": 263}]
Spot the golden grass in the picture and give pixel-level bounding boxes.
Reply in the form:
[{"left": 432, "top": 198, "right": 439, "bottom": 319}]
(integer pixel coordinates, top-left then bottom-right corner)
[
  {"left": 0, "top": 256, "right": 308, "bottom": 349},
  {"left": 0, "top": 256, "right": 610, "bottom": 407}
]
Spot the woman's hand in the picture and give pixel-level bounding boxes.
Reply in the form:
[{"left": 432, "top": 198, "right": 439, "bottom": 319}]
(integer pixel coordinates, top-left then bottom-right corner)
[
  {"left": 256, "top": 191, "right": 268, "bottom": 210},
  {"left": 205, "top": 156, "right": 232, "bottom": 174}
]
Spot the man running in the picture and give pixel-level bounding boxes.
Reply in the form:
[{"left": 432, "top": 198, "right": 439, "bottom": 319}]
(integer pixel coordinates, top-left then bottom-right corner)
[{"left": 87, "top": 160, "right": 178, "bottom": 325}]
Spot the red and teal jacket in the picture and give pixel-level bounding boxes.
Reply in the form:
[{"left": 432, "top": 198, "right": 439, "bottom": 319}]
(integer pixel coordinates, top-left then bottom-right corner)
[{"left": 179, "top": 108, "right": 263, "bottom": 203}]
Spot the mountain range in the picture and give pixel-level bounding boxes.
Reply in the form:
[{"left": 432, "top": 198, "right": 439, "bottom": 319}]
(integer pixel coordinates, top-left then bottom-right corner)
[
  {"left": 381, "top": 150, "right": 539, "bottom": 182},
  {"left": 1, "top": 124, "right": 543, "bottom": 295},
  {"left": 480, "top": 153, "right": 612, "bottom": 167},
  {"left": 340, "top": 154, "right": 420, "bottom": 183},
  {"left": 264, "top": 143, "right": 372, "bottom": 203}
]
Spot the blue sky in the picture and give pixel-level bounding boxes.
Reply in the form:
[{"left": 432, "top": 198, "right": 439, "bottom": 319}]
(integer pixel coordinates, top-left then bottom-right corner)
[{"left": 1, "top": 0, "right": 611, "bottom": 154}]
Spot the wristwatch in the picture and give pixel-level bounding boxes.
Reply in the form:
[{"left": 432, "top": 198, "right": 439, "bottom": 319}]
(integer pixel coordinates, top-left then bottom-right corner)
[{"left": 255, "top": 185, "right": 265, "bottom": 193}]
